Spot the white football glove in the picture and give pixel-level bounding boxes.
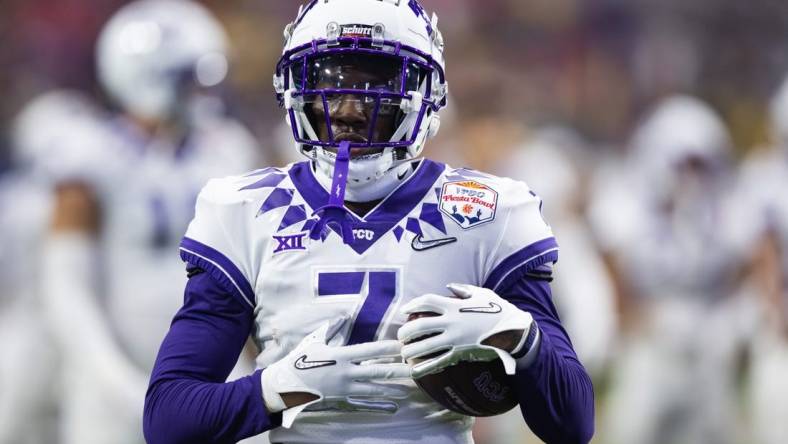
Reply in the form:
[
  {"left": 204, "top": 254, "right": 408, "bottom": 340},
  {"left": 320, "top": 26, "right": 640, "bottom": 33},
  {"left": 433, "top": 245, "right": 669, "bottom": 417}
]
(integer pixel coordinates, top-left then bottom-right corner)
[
  {"left": 261, "top": 317, "right": 411, "bottom": 427},
  {"left": 397, "top": 283, "right": 538, "bottom": 379}
]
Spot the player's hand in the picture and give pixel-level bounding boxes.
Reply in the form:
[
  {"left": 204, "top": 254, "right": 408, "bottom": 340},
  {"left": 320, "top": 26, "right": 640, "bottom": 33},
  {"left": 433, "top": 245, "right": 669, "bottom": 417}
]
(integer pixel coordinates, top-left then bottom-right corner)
[
  {"left": 261, "top": 317, "right": 411, "bottom": 428},
  {"left": 397, "top": 283, "right": 538, "bottom": 378}
]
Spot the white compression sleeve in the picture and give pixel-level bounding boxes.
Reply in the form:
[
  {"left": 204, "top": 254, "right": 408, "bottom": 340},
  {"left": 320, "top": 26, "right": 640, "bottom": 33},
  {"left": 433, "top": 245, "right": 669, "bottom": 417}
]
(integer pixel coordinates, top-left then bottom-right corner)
[{"left": 42, "top": 233, "right": 148, "bottom": 408}]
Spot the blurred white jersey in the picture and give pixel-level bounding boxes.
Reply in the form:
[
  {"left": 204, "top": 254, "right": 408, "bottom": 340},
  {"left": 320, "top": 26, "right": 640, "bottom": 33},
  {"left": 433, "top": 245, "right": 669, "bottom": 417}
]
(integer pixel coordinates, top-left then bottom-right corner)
[
  {"left": 0, "top": 172, "right": 51, "bottom": 306},
  {"left": 495, "top": 129, "right": 617, "bottom": 377},
  {"left": 589, "top": 152, "right": 740, "bottom": 301},
  {"left": 737, "top": 149, "right": 788, "bottom": 279},
  {"left": 41, "top": 112, "right": 260, "bottom": 372},
  {"left": 737, "top": 151, "right": 788, "bottom": 444},
  {"left": 182, "top": 160, "right": 558, "bottom": 443},
  {"left": 0, "top": 172, "right": 58, "bottom": 444}
]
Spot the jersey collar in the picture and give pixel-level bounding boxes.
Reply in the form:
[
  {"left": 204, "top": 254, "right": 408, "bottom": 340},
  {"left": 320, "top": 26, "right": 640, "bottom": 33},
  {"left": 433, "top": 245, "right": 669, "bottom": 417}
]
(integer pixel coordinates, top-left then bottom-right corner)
[{"left": 289, "top": 158, "right": 446, "bottom": 254}]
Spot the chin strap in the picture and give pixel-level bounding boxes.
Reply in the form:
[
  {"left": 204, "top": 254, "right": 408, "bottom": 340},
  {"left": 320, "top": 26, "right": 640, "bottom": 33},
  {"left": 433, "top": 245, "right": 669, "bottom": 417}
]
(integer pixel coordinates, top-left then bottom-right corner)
[{"left": 309, "top": 141, "right": 355, "bottom": 244}]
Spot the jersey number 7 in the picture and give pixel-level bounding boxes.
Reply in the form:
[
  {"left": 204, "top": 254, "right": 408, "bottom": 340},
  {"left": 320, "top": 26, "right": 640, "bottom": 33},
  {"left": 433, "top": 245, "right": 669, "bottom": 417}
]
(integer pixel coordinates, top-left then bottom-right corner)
[{"left": 316, "top": 269, "right": 399, "bottom": 345}]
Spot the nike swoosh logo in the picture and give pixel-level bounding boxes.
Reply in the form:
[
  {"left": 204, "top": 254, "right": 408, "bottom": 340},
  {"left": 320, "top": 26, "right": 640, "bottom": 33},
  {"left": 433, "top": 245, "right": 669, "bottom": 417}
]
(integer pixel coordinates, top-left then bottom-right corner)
[
  {"left": 293, "top": 355, "right": 337, "bottom": 370},
  {"left": 411, "top": 235, "right": 457, "bottom": 251},
  {"left": 397, "top": 169, "right": 408, "bottom": 180},
  {"left": 459, "top": 302, "right": 503, "bottom": 314}
]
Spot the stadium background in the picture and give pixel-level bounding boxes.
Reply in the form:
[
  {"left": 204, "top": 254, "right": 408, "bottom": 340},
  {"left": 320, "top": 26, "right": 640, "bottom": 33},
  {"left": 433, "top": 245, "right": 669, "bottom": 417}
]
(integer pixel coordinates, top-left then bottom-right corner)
[{"left": 2, "top": 0, "right": 788, "bottom": 443}]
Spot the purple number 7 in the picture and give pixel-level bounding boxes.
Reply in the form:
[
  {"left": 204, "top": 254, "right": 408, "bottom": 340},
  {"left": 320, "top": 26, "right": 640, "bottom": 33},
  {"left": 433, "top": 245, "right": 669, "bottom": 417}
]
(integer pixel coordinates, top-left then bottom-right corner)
[{"left": 317, "top": 270, "right": 398, "bottom": 345}]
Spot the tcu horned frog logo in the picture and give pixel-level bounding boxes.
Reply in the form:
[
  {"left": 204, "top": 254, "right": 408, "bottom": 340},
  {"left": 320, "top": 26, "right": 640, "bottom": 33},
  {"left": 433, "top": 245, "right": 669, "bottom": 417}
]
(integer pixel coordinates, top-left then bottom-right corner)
[{"left": 439, "top": 181, "right": 498, "bottom": 229}]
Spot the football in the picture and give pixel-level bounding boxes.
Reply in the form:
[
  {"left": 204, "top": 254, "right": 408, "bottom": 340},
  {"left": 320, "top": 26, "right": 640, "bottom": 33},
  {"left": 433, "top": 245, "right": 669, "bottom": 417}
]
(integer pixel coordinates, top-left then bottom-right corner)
[{"left": 406, "top": 312, "right": 518, "bottom": 417}]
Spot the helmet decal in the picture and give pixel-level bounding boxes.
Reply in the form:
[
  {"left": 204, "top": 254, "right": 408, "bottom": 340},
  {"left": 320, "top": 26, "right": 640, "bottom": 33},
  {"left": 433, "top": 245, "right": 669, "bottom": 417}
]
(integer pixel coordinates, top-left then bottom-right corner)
[{"left": 408, "top": 0, "right": 433, "bottom": 36}]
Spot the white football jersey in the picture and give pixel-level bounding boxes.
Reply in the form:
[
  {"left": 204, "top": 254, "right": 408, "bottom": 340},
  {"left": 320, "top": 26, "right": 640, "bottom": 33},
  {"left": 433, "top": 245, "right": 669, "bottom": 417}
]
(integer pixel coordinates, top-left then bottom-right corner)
[
  {"left": 0, "top": 172, "right": 58, "bottom": 444},
  {"left": 41, "top": 113, "right": 260, "bottom": 372},
  {"left": 589, "top": 153, "right": 740, "bottom": 301},
  {"left": 0, "top": 172, "right": 51, "bottom": 307},
  {"left": 181, "top": 159, "right": 557, "bottom": 443},
  {"left": 737, "top": 149, "right": 788, "bottom": 281}
]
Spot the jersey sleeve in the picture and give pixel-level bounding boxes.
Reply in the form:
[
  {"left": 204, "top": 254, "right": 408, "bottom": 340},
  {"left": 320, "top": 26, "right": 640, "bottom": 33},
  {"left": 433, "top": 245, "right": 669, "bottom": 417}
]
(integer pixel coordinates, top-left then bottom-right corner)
[
  {"left": 179, "top": 178, "right": 258, "bottom": 309},
  {"left": 482, "top": 180, "right": 558, "bottom": 293}
]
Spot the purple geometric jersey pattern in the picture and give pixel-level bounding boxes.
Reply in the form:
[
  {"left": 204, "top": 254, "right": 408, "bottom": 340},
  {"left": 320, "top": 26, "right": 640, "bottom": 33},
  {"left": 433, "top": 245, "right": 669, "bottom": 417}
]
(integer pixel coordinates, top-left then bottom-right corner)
[
  {"left": 236, "top": 169, "right": 301, "bottom": 223},
  {"left": 277, "top": 204, "right": 307, "bottom": 231},
  {"left": 418, "top": 203, "right": 446, "bottom": 234},
  {"left": 301, "top": 218, "right": 316, "bottom": 232},
  {"left": 244, "top": 167, "right": 281, "bottom": 178},
  {"left": 405, "top": 217, "right": 423, "bottom": 237},
  {"left": 258, "top": 188, "right": 295, "bottom": 216},
  {"left": 288, "top": 160, "right": 445, "bottom": 254},
  {"left": 444, "top": 167, "right": 492, "bottom": 182},
  {"left": 393, "top": 225, "right": 405, "bottom": 242},
  {"left": 238, "top": 162, "right": 470, "bottom": 247},
  {"left": 239, "top": 173, "right": 287, "bottom": 191}
]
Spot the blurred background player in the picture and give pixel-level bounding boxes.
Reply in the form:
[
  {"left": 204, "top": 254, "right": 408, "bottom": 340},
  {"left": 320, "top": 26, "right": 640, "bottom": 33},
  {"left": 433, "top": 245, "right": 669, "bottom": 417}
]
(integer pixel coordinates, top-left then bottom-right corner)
[
  {"left": 470, "top": 125, "right": 617, "bottom": 444},
  {"left": 590, "top": 95, "right": 749, "bottom": 444},
  {"left": 733, "top": 74, "right": 788, "bottom": 444},
  {"left": 33, "top": 1, "right": 263, "bottom": 443},
  {"left": 0, "top": 91, "right": 88, "bottom": 444},
  {"left": 497, "top": 126, "right": 618, "bottom": 378}
]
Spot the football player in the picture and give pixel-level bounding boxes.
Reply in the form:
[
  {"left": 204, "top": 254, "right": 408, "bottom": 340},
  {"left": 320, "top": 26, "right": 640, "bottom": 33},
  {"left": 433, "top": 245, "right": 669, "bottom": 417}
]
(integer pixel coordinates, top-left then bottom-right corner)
[
  {"left": 36, "top": 1, "right": 261, "bottom": 443},
  {"left": 496, "top": 127, "right": 617, "bottom": 379},
  {"left": 0, "top": 91, "right": 81, "bottom": 444},
  {"left": 590, "top": 96, "right": 746, "bottom": 444},
  {"left": 144, "top": 1, "right": 594, "bottom": 443},
  {"left": 737, "top": 75, "right": 788, "bottom": 444}
]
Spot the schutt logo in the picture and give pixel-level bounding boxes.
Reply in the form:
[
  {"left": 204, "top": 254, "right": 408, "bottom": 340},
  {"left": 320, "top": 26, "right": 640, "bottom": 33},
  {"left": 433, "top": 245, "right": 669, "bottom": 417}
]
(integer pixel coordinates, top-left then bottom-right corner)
[{"left": 340, "top": 24, "right": 374, "bottom": 37}]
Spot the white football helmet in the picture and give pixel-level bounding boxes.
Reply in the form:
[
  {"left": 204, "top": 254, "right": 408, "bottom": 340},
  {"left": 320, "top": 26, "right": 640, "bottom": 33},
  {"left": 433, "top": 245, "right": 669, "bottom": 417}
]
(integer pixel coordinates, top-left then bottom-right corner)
[
  {"left": 630, "top": 95, "right": 732, "bottom": 199},
  {"left": 274, "top": 0, "right": 447, "bottom": 201},
  {"left": 12, "top": 90, "right": 102, "bottom": 171},
  {"left": 97, "top": 0, "right": 229, "bottom": 121}
]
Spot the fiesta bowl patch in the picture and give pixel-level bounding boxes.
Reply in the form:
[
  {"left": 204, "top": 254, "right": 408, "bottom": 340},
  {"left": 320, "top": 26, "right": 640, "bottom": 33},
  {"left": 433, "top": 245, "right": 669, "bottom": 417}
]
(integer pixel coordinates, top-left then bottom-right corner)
[{"left": 439, "top": 181, "right": 498, "bottom": 229}]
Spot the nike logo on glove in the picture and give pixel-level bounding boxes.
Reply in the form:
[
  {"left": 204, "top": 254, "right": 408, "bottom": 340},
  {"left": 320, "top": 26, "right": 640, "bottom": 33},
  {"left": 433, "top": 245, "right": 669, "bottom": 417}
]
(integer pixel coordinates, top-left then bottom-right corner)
[
  {"left": 293, "top": 355, "right": 337, "bottom": 370},
  {"left": 459, "top": 302, "right": 503, "bottom": 314},
  {"left": 411, "top": 235, "right": 457, "bottom": 251}
]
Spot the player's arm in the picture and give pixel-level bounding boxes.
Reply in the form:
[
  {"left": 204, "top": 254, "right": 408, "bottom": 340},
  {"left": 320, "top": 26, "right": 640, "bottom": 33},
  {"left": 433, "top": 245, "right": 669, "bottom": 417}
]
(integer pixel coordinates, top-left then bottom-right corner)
[
  {"left": 399, "top": 275, "right": 594, "bottom": 444},
  {"left": 145, "top": 263, "right": 410, "bottom": 443},
  {"left": 143, "top": 265, "right": 280, "bottom": 443},
  {"left": 499, "top": 272, "right": 595, "bottom": 444},
  {"left": 398, "top": 184, "right": 593, "bottom": 443},
  {"left": 142, "top": 184, "right": 280, "bottom": 443},
  {"left": 145, "top": 263, "right": 411, "bottom": 444},
  {"left": 747, "top": 229, "right": 786, "bottom": 335},
  {"left": 43, "top": 182, "right": 148, "bottom": 406},
  {"left": 145, "top": 180, "right": 411, "bottom": 443}
]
